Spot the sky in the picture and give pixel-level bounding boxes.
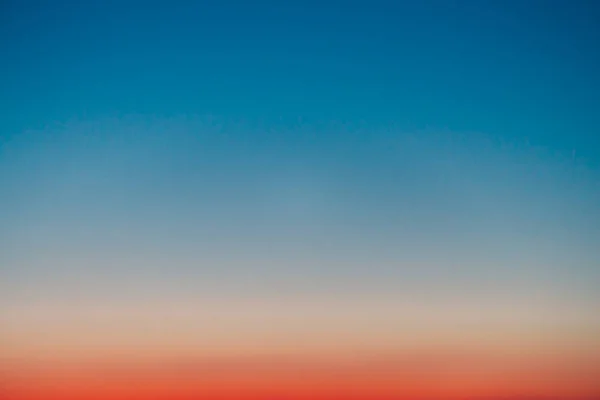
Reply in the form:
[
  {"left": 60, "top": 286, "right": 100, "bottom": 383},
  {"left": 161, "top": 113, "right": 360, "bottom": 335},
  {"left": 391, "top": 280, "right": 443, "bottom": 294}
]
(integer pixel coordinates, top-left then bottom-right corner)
[{"left": 1, "top": 1, "right": 600, "bottom": 399}]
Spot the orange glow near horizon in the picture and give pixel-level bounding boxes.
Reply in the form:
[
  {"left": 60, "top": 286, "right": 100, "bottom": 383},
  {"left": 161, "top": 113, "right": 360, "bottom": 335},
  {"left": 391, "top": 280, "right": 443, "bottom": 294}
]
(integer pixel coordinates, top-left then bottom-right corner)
[
  {"left": 3, "top": 349, "right": 600, "bottom": 400},
  {"left": 2, "top": 294, "right": 600, "bottom": 400}
]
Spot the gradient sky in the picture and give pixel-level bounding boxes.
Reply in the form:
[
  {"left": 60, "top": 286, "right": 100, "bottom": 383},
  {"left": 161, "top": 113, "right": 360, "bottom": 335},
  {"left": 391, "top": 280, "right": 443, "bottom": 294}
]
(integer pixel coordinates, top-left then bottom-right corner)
[{"left": 1, "top": 1, "right": 600, "bottom": 399}]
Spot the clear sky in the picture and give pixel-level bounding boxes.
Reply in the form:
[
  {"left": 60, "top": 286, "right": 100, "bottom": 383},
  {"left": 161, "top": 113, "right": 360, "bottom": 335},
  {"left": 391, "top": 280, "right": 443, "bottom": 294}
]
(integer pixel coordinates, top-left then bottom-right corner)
[{"left": 1, "top": 1, "right": 600, "bottom": 399}]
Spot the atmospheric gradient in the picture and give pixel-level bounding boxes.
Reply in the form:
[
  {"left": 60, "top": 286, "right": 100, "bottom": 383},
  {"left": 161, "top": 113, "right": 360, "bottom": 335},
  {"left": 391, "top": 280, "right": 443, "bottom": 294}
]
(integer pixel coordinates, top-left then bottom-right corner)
[{"left": 1, "top": 1, "right": 600, "bottom": 400}]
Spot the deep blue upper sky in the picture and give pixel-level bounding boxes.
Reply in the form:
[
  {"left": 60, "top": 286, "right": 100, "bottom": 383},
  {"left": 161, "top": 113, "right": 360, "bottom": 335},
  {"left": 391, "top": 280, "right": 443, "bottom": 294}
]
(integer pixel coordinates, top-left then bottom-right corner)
[{"left": 2, "top": 0, "right": 599, "bottom": 160}]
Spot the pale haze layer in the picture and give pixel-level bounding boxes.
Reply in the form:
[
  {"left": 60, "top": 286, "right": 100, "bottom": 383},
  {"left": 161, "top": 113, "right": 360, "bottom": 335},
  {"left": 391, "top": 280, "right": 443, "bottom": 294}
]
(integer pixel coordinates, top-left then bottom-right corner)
[{"left": 1, "top": 118, "right": 598, "bottom": 361}]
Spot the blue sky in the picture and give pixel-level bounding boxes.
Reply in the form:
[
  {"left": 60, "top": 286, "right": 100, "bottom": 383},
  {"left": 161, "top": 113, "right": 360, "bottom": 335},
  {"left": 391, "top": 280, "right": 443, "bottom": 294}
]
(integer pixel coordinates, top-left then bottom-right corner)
[
  {"left": 2, "top": 1, "right": 599, "bottom": 150},
  {"left": 1, "top": 1, "right": 599, "bottom": 305}
]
